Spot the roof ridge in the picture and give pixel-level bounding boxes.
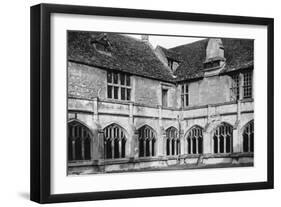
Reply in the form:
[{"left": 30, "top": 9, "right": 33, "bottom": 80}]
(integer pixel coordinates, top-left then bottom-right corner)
[{"left": 170, "top": 38, "right": 208, "bottom": 50}]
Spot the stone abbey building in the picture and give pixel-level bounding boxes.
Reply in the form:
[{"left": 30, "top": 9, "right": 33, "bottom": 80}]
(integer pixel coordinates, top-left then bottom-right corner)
[{"left": 67, "top": 31, "right": 254, "bottom": 174}]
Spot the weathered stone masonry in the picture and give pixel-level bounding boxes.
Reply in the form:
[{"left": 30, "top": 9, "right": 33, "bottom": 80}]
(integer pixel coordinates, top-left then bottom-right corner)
[{"left": 67, "top": 32, "right": 254, "bottom": 174}]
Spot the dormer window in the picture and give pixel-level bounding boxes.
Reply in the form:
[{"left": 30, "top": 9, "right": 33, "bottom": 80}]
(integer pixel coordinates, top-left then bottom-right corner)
[
  {"left": 203, "top": 39, "right": 226, "bottom": 76},
  {"left": 91, "top": 33, "right": 112, "bottom": 55},
  {"left": 95, "top": 42, "right": 110, "bottom": 53},
  {"left": 168, "top": 59, "right": 173, "bottom": 69},
  {"left": 204, "top": 60, "right": 221, "bottom": 69},
  {"left": 167, "top": 58, "right": 179, "bottom": 72}
]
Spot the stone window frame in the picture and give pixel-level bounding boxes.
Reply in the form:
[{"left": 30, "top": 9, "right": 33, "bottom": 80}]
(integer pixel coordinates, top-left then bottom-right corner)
[
  {"left": 230, "top": 71, "right": 253, "bottom": 101},
  {"left": 104, "top": 123, "right": 127, "bottom": 159},
  {"left": 213, "top": 122, "right": 233, "bottom": 154},
  {"left": 138, "top": 125, "right": 157, "bottom": 158},
  {"left": 167, "top": 58, "right": 173, "bottom": 69},
  {"left": 242, "top": 120, "right": 254, "bottom": 153},
  {"left": 186, "top": 126, "right": 203, "bottom": 155},
  {"left": 181, "top": 83, "right": 189, "bottom": 107},
  {"left": 162, "top": 88, "right": 168, "bottom": 107},
  {"left": 243, "top": 71, "right": 253, "bottom": 99},
  {"left": 107, "top": 71, "right": 131, "bottom": 101},
  {"left": 68, "top": 120, "right": 92, "bottom": 161},
  {"left": 166, "top": 127, "right": 180, "bottom": 156}
]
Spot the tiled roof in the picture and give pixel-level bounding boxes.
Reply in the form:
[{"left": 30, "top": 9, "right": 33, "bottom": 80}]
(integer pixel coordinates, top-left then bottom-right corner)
[
  {"left": 68, "top": 31, "right": 175, "bottom": 82},
  {"left": 171, "top": 38, "right": 254, "bottom": 81},
  {"left": 157, "top": 46, "right": 183, "bottom": 62},
  {"left": 68, "top": 31, "right": 254, "bottom": 83}
]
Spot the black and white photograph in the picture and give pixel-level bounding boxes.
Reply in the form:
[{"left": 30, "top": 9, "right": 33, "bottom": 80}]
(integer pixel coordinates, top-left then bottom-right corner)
[{"left": 67, "top": 31, "right": 254, "bottom": 175}]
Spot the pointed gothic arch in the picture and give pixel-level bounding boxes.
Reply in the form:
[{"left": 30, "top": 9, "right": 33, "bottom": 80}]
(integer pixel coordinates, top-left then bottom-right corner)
[
  {"left": 185, "top": 125, "right": 203, "bottom": 155},
  {"left": 103, "top": 123, "right": 127, "bottom": 159},
  {"left": 213, "top": 122, "right": 233, "bottom": 154},
  {"left": 138, "top": 125, "right": 157, "bottom": 157},
  {"left": 68, "top": 120, "right": 92, "bottom": 161},
  {"left": 242, "top": 120, "right": 254, "bottom": 153},
  {"left": 165, "top": 126, "right": 180, "bottom": 156}
]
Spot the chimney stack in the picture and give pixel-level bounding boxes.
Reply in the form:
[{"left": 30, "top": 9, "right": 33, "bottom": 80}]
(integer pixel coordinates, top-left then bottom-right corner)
[
  {"left": 141, "top": 35, "right": 149, "bottom": 42},
  {"left": 205, "top": 38, "right": 224, "bottom": 61}
]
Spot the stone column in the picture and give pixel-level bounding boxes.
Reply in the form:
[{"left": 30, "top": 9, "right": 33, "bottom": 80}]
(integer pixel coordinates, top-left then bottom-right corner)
[
  {"left": 204, "top": 106, "right": 213, "bottom": 154},
  {"left": 92, "top": 128, "right": 104, "bottom": 161},
  {"left": 128, "top": 126, "right": 139, "bottom": 159},
  {"left": 128, "top": 102, "right": 139, "bottom": 159},
  {"left": 232, "top": 128, "right": 240, "bottom": 153},
  {"left": 203, "top": 127, "right": 212, "bottom": 154},
  {"left": 233, "top": 100, "right": 241, "bottom": 153},
  {"left": 91, "top": 97, "right": 104, "bottom": 161},
  {"left": 180, "top": 129, "right": 185, "bottom": 155},
  {"left": 157, "top": 105, "right": 164, "bottom": 156},
  {"left": 93, "top": 97, "right": 99, "bottom": 122},
  {"left": 162, "top": 132, "right": 167, "bottom": 156}
]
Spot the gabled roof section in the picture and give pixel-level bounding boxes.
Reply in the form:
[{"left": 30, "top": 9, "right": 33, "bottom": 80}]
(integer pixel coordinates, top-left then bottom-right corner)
[
  {"left": 170, "top": 38, "right": 254, "bottom": 81},
  {"left": 68, "top": 31, "right": 175, "bottom": 82},
  {"left": 157, "top": 45, "right": 183, "bottom": 62},
  {"left": 68, "top": 31, "right": 254, "bottom": 83}
]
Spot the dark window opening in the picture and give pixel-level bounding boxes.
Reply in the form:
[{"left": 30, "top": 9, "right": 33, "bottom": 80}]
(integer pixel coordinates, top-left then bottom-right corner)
[
  {"left": 120, "top": 73, "right": 125, "bottom": 85},
  {"left": 230, "top": 71, "right": 253, "bottom": 101},
  {"left": 198, "top": 137, "right": 203, "bottom": 154},
  {"left": 166, "top": 139, "right": 170, "bottom": 155},
  {"left": 213, "top": 136, "right": 218, "bottom": 153},
  {"left": 181, "top": 84, "right": 189, "bottom": 107},
  {"left": 162, "top": 89, "right": 168, "bottom": 107},
  {"left": 166, "top": 127, "right": 179, "bottom": 156},
  {"left": 107, "top": 71, "right": 131, "bottom": 101},
  {"left": 188, "top": 138, "right": 191, "bottom": 154},
  {"left": 171, "top": 140, "right": 175, "bottom": 155},
  {"left": 138, "top": 125, "right": 156, "bottom": 157},
  {"left": 126, "top": 89, "right": 131, "bottom": 101},
  {"left": 243, "top": 72, "right": 252, "bottom": 98},
  {"left": 121, "top": 88, "right": 126, "bottom": 100},
  {"left": 107, "top": 85, "right": 112, "bottom": 98},
  {"left": 113, "top": 72, "right": 118, "bottom": 84},
  {"left": 139, "top": 139, "right": 144, "bottom": 157},
  {"left": 104, "top": 124, "right": 127, "bottom": 159},
  {"left": 213, "top": 123, "right": 233, "bottom": 154},
  {"left": 243, "top": 121, "right": 254, "bottom": 153},
  {"left": 114, "top": 87, "right": 118, "bottom": 99},
  {"left": 68, "top": 121, "right": 92, "bottom": 161},
  {"left": 186, "top": 126, "right": 203, "bottom": 155}
]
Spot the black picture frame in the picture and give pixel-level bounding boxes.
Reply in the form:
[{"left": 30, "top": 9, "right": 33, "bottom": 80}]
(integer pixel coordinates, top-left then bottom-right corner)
[{"left": 30, "top": 3, "right": 274, "bottom": 204}]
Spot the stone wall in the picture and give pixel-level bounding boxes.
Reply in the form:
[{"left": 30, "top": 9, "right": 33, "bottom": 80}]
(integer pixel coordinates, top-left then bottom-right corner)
[
  {"left": 188, "top": 75, "right": 232, "bottom": 106},
  {"left": 68, "top": 62, "right": 107, "bottom": 99},
  {"left": 68, "top": 97, "right": 254, "bottom": 162},
  {"left": 67, "top": 62, "right": 254, "bottom": 173},
  {"left": 134, "top": 76, "right": 160, "bottom": 106},
  {"left": 68, "top": 62, "right": 236, "bottom": 108}
]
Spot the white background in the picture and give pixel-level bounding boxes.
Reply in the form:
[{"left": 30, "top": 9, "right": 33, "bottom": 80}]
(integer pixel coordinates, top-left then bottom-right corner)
[{"left": 0, "top": 0, "right": 279, "bottom": 206}]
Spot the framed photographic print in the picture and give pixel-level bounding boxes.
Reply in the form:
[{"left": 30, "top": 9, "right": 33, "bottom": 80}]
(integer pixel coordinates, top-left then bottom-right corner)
[{"left": 30, "top": 3, "right": 274, "bottom": 203}]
